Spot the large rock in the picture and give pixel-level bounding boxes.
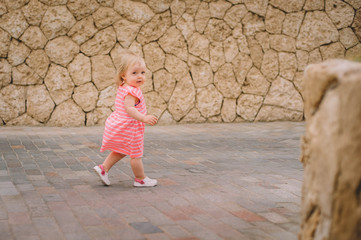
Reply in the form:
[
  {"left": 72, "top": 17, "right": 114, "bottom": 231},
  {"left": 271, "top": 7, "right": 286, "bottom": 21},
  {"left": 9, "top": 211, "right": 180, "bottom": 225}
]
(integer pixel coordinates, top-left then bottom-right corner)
[
  {"left": 81, "top": 27, "right": 116, "bottom": 56},
  {"left": 243, "top": 67, "right": 270, "bottom": 96},
  {"left": 242, "top": 12, "right": 265, "bottom": 36},
  {"left": 113, "top": 18, "right": 141, "bottom": 48},
  {"left": 91, "top": 55, "right": 116, "bottom": 91},
  {"left": 282, "top": 11, "right": 304, "bottom": 38},
  {"left": 45, "top": 36, "right": 79, "bottom": 67},
  {"left": 279, "top": 52, "right": 297, "bottom": 80},
  {"left": 224, "top": 4, "right": 248, "bottom": 29},
  {"left": 265, "top": 5, "right": 285, "bottom": 34},
  {"left": 269, "top": 0, "right": 305, "bottom": 12},
  {"left": 48, "top": 99, "right": 85, "bottom": 126},
  {"left": 92, "top": 7, "right": 121, "bottom": 29},
  {"left": 20, "top": 26, "right": 47, "bottom": 50},
  {"left": 325, "top": 0, "right": 355, "bottom": 29},
  {"left": 136, "top": 11, "right": 171, "bottom": 45},
  {"left": 237, "top": 94, "right": 264, "bottom": 121},
  {"left": 72, "top": 82, "right": 98, "bottom": 112},
  {"left": 153, "top": 69, "right": 176, "bottom": 102},
  {"left": 164, "top": 54, "right": 189, "bottom": 81},
  {"left": 189, "top": 56, "right": 213, "bottom": 88},
  {"left": 196, "top": 84, "right": 223, "bottom": 118},
  {"left": 300, "top": 59, "right": 361, "bottom": 240},
  {"left": 224, "top": 36, "right": 238, "bottom": 62},
  {"left": 339, "top": 28, "right": 359, "bottom": 49},
  {"left": 232, "top": 53, "right": 253, "bottom": 86},
  {"left": 221, "top": 98, "right": 236, "bottom": 122},
  {"left": 67, "top": 16, "right": 98, "bottom": 45},
  {"left": 168, "top": 74, "right": 195, "bottom": 121},
  {"left": 261, "top": 49, "right": 279, "bottom": 81},
  {"left": 114, "top": 0, "right": 154, "bottom": 24},
  {"left": 41, "top": 6, "right": 76, "bottom": 40},
  {"left": 0, "top": 28, "right": 10, "bottom": 57},
  {"left": 270, "top": 34, "right": 296, "bottom": 52},
  {"left": 244, "top": 0, "right": 268, "bottom": 17},
  {"left": 26, "top": 50, "right": 49, "bottom": 79},
  {"left": 195, "top": 2, "right": 210, "bottom": 33},
  {"left": 188, "top": 32, "right": 210, "bottom": 62},
  {"left": 158, "top": 26, "right": 188, "bottom": 62},
  {"left": 297, "top": 11, "right": 339, "bottom": 51},
  {"left": 320, "top": 42, "right": 345, "bottom": 60},
  {"left": 143, "top": 91, "right": 167, "bottom": 118},
  {"left": 68, "top": 53, "right": 91, "bottom": 86},
  {"left": 0, "top": 10, "right": 28, "bottom": 38},
  {"left": 205, "top": 18, "right": 232, "bottom": 42},
  {"left": 143, "top": 42, "right": 165, "bottom": 72},
  {"left": 97, "top": 85, "right": 116, "bottom": 108},
  {"left": 7, "top": 39, "right": 30, "bottom": 66},
  {"left": 264, "top": 77, "right": 303, "bottom": 111},
  {"left": 0, "top": 59, "right": 11, "bottom": 88},
  {"left": 256, "top": 105, "right": 303, "bottom": 121},
  {"left": 44, "top": 64, "right": 74, "bottom": 105},
  {"left": 86, "top": 107, "right": 112, "bottom": 126},
  {"left": 209, "top": 42, "right": 226, "bottom": 72},
  {"left": 22, "top": 0, "right": 47, "bottom": 26},
  {"left": 209, "top": 0, "right": 231, "bottom": 18},
  {"left": 170, "top": 0, "right": 185, "bottom": 24},
  {"left": 67, "top": 0, "right": 99, "bottom": 20},
  {"left": 0, "top": 85, "right": 26, "bottom": 122},
  {"left": 12, "top": 64, "right": 42, "bottom": 85},
  {"left": 214, "top": 63, "right": 241, "bottom": 98},
  {"left": 27, "top": 85, "right": 55, "bottom": 123}
]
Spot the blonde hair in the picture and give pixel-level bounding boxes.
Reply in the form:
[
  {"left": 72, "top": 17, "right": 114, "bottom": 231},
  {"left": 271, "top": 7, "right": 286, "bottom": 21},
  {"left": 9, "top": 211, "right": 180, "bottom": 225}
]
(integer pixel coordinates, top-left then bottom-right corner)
[{"left": 115, "top": 49, "right": 145, "bottom": 86}]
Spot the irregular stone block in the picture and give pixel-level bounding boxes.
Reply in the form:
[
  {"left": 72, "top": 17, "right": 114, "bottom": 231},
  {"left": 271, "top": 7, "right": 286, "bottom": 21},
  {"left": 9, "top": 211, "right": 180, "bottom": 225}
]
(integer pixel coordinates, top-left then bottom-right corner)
[
  {"left": 72, "top": 82, "right": 98, "bottom": 112},
  {"left": 196, "top": 84, "right": 222, "bottom": 118},
  {"left": 91, "top": 54, "right": 116, "bottom": 91},
  {"left": 237, "top": 94, "right": 263, "bottom": 121},
  {"left": 0, "top": 10, "right": 28, "bottom": 38},
  {"left": 168, "top": 74, "right": 195, "bottom": 121},
  {"left": 68, "top": 53, "right": 91, "bottom": 86},
  {"left": 45, "top": 36, "right": 79, "bottom": 67},
  {"left": 27, "top": 85, "right": 54, "bottom": 123},
  {"left": 47, "top": 99, "right": 85, "bottom": 126},
  {"left": 300, "top": 59, "right": 361, "bottom": 240},
  {"left": 81, "top": 27, "right": 116, "bottom": 56},
  {"left": 41, "top": 6, "right": 76, "bottom": 40},
  {"left": 44, "top": 64, "right": 74, "bottom": 105},
  {"left": 297, "top": 11, "right": 339, "bottom": 51},
  {"left": 214, "top": 63, "right": 241, "bottom": 98}
]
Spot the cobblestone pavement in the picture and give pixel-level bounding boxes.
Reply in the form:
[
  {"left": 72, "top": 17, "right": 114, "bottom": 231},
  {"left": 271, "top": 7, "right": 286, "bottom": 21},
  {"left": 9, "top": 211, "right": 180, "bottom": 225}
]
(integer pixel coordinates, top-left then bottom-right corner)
[{"left": 0, "top": 122, "right": 305, "bottom": 240}]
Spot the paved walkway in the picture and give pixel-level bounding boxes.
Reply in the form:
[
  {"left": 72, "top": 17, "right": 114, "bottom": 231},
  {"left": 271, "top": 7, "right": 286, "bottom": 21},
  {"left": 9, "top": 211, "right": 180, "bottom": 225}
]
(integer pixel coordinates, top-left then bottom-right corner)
[{"left": 0, "top": 122, "right": 305, "bottom": 240}]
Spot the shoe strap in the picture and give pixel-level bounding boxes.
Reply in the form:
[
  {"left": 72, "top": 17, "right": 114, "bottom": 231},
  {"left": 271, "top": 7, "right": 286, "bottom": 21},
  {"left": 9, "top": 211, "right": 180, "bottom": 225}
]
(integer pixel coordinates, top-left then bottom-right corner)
[
  {"left": 99, "top": 165, "right": 105, "bottom": 175},
  {"left": 134, "top": 178, "right": 145, "bottom": 184}
]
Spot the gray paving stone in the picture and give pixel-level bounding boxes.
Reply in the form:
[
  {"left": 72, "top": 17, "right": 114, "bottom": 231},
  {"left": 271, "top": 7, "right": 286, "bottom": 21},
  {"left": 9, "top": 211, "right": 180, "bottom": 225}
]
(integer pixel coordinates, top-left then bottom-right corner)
[{"left": 0, "top": 122, "right": 305, "bottom": 239}]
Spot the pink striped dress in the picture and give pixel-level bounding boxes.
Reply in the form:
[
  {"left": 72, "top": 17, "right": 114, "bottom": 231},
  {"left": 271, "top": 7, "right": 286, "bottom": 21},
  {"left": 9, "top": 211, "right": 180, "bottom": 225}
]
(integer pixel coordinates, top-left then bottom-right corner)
[{"left": 100, "top": 85, "right": 146, "bottom": 158}]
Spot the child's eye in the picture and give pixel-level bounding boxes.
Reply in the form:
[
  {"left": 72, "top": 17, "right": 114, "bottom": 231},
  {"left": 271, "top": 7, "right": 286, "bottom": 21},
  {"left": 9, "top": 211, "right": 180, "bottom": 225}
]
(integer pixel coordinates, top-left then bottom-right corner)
[
  {"left": 132, "top": 72, "right": 137, "bottom": 74},
  {"left": 141, "top": 71, "right": 145, "bottom": 74}
]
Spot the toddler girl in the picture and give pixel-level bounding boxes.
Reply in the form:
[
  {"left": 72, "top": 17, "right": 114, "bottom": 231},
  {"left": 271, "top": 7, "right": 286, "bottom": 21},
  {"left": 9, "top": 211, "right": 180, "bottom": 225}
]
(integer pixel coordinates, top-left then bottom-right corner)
[{"left": 94, "top": 50, "right": 158, "bottom": 187}]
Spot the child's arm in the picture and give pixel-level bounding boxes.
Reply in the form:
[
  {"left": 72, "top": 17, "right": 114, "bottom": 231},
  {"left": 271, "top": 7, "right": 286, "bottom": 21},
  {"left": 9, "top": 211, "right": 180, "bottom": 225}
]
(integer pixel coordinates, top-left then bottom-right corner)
[{"left": 124, "top": 94, "right": 158, "bottom": 125}]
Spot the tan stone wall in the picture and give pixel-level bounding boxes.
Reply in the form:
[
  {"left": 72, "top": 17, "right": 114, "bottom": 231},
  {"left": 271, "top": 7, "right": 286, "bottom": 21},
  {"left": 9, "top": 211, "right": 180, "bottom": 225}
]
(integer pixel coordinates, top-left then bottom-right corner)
[{"left": 0, "top": 0, "right": 360, "bottom": 126}]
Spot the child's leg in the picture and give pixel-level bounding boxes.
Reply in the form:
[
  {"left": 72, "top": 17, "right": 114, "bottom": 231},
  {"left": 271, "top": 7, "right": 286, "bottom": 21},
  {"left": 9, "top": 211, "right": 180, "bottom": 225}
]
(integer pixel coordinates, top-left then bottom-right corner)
[
  {"left": 103, "top": 151, "right": 126, "bottom": 172},
  {"left": 130, "top": 158, "right": 146, "bottom": 179}
]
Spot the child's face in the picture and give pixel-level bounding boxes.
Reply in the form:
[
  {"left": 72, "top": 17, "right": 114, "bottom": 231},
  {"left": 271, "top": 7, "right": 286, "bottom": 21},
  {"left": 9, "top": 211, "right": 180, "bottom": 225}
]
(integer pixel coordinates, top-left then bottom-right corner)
[{"left": 122, "top": 62, "right": 146, "bottom": 88}]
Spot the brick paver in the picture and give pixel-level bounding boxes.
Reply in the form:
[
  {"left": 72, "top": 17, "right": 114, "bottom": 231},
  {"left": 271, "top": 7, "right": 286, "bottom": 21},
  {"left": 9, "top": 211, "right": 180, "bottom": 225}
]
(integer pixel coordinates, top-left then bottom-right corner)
[{"left": 0, "top": 122, "right": 305, "bottom": 240}]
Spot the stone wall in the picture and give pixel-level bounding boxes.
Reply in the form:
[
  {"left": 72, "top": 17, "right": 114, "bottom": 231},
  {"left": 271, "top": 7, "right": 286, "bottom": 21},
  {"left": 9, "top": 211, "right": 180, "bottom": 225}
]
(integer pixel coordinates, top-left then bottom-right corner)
[
  {"left": 0, "top": 0, "right": 360, "bottom": 126},
  {"left": 300, "top": 59, "right": 361, "bottom": 239}
]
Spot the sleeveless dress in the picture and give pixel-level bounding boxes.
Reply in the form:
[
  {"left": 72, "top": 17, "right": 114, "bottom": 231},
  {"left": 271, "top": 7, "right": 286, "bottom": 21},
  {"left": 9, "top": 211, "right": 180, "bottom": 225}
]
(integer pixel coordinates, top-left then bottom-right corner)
[{"left": 100, "top": 85, "right": 146, "bottom": 158}]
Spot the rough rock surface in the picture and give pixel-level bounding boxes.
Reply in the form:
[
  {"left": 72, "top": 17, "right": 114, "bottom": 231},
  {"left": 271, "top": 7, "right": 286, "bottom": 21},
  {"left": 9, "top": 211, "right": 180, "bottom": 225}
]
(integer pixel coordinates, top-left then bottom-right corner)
[
  {"left": 0, "top": 1, "right": 360, "bottom": 126},
  {"left": 300, "top": 59, "right": 361, "bottom": 240}
]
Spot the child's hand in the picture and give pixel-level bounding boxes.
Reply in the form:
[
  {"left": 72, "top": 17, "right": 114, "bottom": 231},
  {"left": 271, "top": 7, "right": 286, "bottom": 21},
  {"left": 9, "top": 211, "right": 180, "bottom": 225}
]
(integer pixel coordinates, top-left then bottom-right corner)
[{"left": 143, "top": 115, "right": 158, "bottom": 125}]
